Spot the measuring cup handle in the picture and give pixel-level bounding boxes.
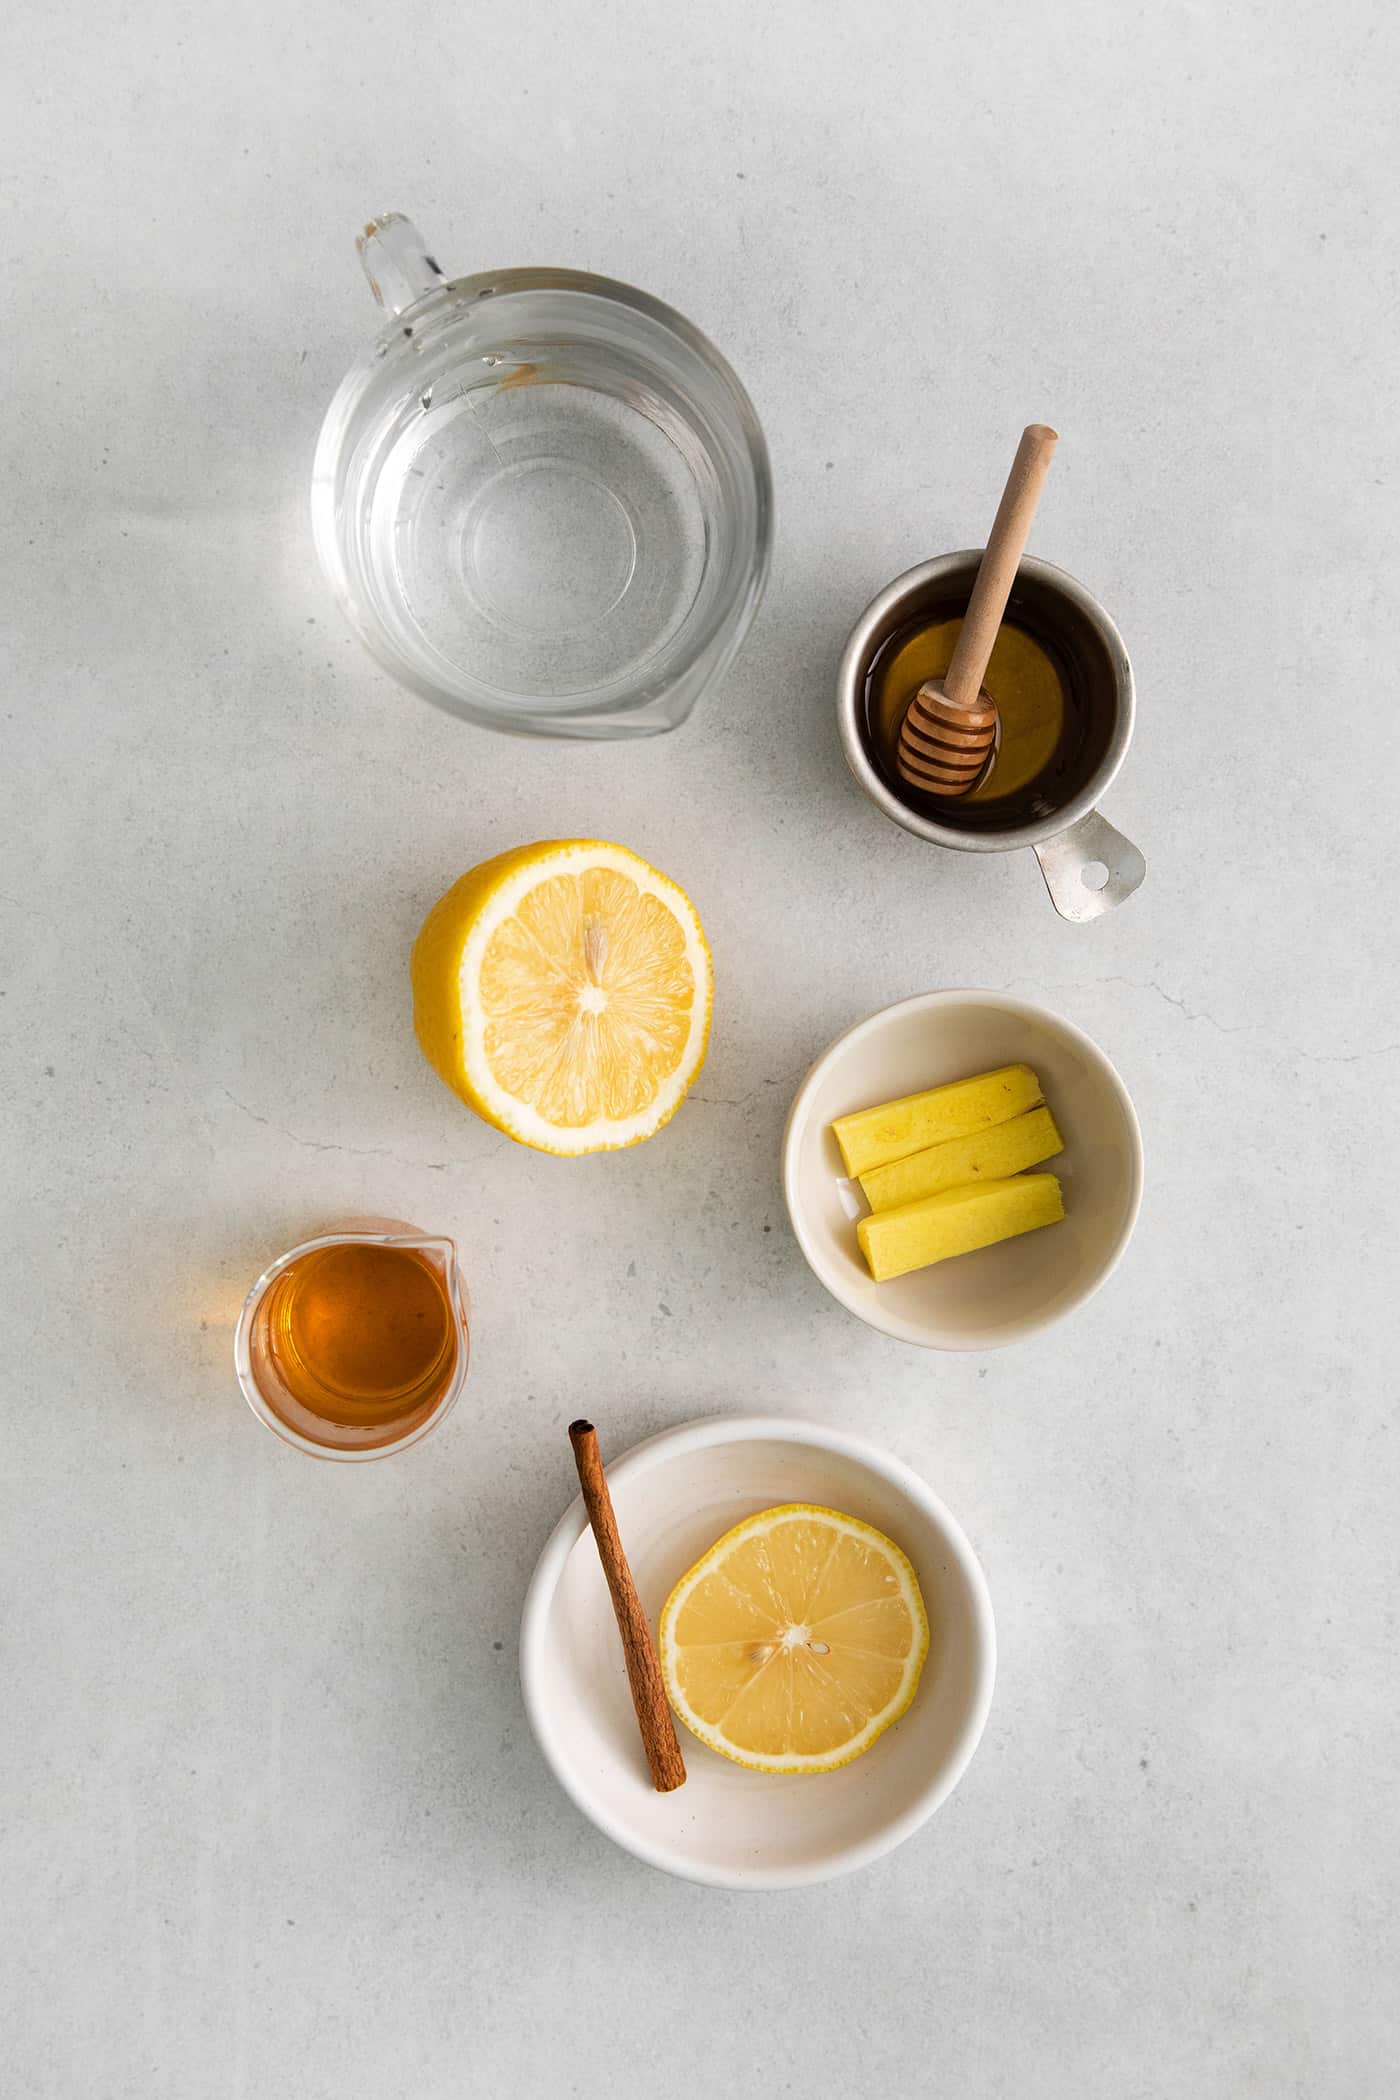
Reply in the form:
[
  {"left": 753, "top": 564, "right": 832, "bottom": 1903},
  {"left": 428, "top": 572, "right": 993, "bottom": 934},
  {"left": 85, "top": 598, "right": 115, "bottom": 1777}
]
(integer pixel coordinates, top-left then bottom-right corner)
[
  {"left": 1033, "top": 809, "right": 1146, "bottom": 921},
  {"left": 355, "top": 213, "right": 445, "bottom": 319}
]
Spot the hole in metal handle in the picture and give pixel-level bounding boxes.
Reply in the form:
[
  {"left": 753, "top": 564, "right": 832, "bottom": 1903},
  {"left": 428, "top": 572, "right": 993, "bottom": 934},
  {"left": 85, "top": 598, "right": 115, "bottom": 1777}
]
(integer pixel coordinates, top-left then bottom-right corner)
[{"left": 1034, "top": 811, "right": 1146, "bottom": 922}]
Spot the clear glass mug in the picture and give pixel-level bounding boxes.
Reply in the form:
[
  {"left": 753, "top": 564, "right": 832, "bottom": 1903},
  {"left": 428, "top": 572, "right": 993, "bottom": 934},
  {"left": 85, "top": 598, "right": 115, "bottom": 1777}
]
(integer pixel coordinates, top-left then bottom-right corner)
[{"left": 312, "top": 213, "right": 773, "bottom": 739}]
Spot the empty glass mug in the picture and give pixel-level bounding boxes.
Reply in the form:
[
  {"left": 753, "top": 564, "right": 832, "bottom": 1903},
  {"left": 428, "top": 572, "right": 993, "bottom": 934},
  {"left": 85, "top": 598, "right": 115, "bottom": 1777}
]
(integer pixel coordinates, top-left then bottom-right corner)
[{"left": 312, "top": 213, "right": 773, "bottom": 738}]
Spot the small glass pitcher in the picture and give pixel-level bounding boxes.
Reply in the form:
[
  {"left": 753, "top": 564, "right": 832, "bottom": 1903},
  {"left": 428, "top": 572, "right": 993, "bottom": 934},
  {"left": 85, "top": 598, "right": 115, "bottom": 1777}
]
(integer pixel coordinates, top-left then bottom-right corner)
[
  {"left": 312, "top": 213, "right": 772, "bottom": 739},
  {"left": 234, "top": 1221, "right": 469, "bottom": 1460}
]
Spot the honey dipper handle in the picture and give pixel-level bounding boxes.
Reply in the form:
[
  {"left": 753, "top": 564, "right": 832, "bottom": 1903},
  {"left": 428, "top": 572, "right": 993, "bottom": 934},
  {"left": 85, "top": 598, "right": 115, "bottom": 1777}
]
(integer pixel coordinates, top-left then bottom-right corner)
[{"left": 943, "top": 423, "right": 1059, "bottom": 708}]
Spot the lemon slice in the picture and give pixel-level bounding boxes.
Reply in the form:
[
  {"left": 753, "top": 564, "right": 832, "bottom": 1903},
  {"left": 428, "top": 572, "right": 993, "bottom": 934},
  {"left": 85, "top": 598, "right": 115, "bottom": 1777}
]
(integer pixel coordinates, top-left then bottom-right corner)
[
  {"left": 659, "top": 1504, "right": 929, "bottom": 1773},
  {"left": 411, "top": 840, "right": 711, "bottom": 1155}
]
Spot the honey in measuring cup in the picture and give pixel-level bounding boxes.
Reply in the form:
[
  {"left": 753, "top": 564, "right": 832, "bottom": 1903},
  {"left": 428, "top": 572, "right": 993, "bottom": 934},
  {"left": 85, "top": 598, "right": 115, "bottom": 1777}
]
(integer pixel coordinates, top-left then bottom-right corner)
[
  {"left": 864, "top": 594, "right": 1101, "bottom": 830},
  {"left": 235, "top": 1226, "right": 468, "bottom": 1459}
]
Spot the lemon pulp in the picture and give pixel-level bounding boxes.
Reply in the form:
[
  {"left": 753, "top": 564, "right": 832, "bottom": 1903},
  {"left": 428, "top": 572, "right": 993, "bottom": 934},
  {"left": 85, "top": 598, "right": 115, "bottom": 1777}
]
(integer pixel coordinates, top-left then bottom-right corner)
[{"left": 659, "top": 1504, "right": 929, "bottom": 1773}]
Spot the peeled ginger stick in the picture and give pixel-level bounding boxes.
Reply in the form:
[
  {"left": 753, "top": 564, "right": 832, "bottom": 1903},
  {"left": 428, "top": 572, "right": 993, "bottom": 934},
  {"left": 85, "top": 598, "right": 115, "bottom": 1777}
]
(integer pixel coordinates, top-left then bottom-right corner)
[
  {"left": 832, "top": 1064, "right": 1042, "bottom": 1179},
  {"left": 857, "top": 1173, "right": 1064, "bottom": 1282},
  {"left": 860, "top": 1105, "right": 1063, "bottom": 1212}
]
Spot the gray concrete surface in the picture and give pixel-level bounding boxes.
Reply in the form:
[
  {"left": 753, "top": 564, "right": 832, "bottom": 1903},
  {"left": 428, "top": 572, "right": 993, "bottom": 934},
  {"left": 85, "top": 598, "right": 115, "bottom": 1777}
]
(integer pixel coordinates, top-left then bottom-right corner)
[{"left": 3, "top": 1, "right": 1397, "bottom": 2092}]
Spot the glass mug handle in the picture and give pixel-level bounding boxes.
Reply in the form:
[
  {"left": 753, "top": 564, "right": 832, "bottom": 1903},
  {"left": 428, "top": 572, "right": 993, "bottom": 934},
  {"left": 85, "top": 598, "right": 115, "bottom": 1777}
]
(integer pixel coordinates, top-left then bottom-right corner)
[
  {"left": 1033, "top": 809, "right": 1146, "bottom": 922},
  {"left": 356, "top": 212, "right": 445, "bottom": 319}
]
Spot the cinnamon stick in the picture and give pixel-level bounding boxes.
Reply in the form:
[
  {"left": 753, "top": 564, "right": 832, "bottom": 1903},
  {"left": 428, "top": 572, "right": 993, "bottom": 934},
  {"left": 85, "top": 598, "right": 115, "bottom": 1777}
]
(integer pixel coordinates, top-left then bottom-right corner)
[{"left": 568, "top": 1420, "right": 687, "bottom": 1793}]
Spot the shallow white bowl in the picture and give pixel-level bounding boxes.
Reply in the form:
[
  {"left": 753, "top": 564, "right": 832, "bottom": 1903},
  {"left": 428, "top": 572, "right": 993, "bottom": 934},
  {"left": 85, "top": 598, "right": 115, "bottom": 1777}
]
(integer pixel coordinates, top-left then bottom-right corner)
[
  {"left": 520, "top": 1414, "right": 994, "bottom": 1889},
  {"left": 783, "top": 990, "right": 1143, "bottom": 1351}
]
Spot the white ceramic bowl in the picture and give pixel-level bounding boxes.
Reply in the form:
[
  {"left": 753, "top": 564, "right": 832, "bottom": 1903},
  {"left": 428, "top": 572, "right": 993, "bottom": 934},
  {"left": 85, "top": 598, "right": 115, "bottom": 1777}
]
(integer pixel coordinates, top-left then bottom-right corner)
[
  {"left": 783, "top": 990, "right": 1143, "bottom": 1350},
  {"left": 520, "top": 1415, "right": 994, "bottom": 1888}
]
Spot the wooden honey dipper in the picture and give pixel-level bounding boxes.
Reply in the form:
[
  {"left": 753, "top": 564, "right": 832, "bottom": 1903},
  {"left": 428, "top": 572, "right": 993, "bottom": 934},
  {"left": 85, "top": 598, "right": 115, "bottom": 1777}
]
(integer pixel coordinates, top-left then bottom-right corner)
[{"left": 896, "top": 423, "right": 1059, "bottom": 799}]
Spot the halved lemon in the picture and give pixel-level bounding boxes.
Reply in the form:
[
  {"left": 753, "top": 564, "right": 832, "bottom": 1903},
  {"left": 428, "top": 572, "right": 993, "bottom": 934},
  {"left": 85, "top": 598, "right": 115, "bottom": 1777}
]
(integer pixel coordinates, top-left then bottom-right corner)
[
  {"left": 658, "top": 1504, "right": 929, "bottom": 1773},
  {"left": 411, "top": 840, "right": 711, "bottom": 1155}
]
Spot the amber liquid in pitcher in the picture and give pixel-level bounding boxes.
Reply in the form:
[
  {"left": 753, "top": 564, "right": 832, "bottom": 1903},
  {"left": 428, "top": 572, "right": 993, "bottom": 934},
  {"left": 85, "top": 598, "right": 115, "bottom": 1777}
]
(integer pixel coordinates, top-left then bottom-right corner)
[{"left": 253, "top": 1240, "right": 460, "bottom": 1452}]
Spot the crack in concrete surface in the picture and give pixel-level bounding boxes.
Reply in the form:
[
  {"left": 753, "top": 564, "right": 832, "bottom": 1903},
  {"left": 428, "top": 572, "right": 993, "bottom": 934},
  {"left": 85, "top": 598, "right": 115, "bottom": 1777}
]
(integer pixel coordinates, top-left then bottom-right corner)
[
  {"left": 214, "top": 1085, "right": 449, "bottom": 1169},
  {"left": 987, "top": 976, "right": 1399, "bottom": 1064}
]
